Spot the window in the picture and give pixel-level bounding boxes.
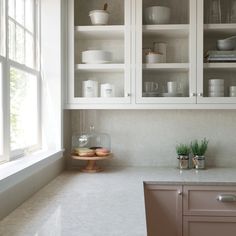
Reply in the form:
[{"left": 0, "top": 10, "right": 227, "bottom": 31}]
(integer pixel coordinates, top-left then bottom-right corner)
[{"left": 0, "top": 0, "right": 40, "bottom": 161}]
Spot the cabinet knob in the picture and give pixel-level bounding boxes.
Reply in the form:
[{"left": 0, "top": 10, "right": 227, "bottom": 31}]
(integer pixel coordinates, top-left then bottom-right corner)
[
  {"left": 198, "top": 93, "right": 203, "bottom": 97},
  {"left": 190, "top": 93, "right": 196, "bottom": 97},
  {"left": 217, "top": 194, "right": 236, "bottom": 202},
  {"left": 178, "top": 191, "right": 182, "bottom": 196},
  {"left": 126, "top": 93, "right": 131, "bottom": 97}
]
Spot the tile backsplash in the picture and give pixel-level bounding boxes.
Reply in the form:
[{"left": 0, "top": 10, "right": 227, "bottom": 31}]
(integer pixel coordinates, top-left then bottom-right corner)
[{"left": 68, "top": 110, "right": 236, "bottom": 168}]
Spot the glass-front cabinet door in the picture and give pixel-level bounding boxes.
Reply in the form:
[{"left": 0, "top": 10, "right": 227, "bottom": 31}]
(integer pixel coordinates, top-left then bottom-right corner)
[
  {"left": 67, "top": 0, "right": 131, "bottom": 105},
  {"left": 197, "top": 0, "right": 236, "bottom": 104},
  {"left": 135, "top": 0, "right": 197, "bottom": 104}
]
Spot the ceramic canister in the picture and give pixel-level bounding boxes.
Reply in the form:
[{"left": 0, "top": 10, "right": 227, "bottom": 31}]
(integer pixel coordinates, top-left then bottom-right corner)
[
  {"left": 100, "top": 83, "right": 115, "bottom": 97},
  {"left": 82, "top": 80, "right": 98, "bottom": 97}
]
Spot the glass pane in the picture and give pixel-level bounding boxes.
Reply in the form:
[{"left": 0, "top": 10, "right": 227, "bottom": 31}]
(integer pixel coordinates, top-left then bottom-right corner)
[
  {"left": 8, "top": 20, "right": 16, "bottom": 61},
  {"left": 10, "top": 67, "right": 38, "bottom": 151},
  {"left": 25, "top": 0, "right": 34, "bottom": 32},
  {"left": 0, "top": 63, "right": 3, "bottom": 158},
  {"left": 16, "top": 0, "right": 24, "bottom": 25},
  {"left": 16, "top": 25, "right": 25, "bottom": 64},
  {"left": 0, "top": 0, "right": 5, "bottom": 56},
  {"left": 25, "top": 32, "right": 34, "bottom": 68},
  {"left": 8, "top": 0, "right": 15, "bottom": 19}
]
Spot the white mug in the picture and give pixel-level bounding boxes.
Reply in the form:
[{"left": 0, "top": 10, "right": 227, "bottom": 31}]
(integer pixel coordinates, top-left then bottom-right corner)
[
  {"left": 144, "top": 82, "right": 158, "bottom": 92},
  {"left": 167, "top": 81, "right": 181, "bottom": 93},
  {"left": 101, "top": 83, "right": 115, "bottom": 97},
  {"left": 82, "top": 80, "right": 98, "bottom": 97}
]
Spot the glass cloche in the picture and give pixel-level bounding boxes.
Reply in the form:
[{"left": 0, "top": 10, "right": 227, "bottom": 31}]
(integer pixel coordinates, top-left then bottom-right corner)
[{"left": 72, "top": 126, "right": 111, "bottom": 152}]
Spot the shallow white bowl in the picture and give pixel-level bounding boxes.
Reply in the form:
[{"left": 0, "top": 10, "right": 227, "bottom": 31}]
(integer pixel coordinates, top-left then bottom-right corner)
[
  {"left": 208, "top": 79, "right": 224, "bottom": 85},
  {"left": 82, "top": 50, "right": 112, "bottom": 64},
  {"left": 208, "top": 92, "right": 224, "bottom": 97},
  {"left": 145, "top": 53, "right": 163, "bottom": 63},
  {"left": 144, "top": 6, "right": 171, "bottom": 24},
  {"left": 89, "top": 10, "right": 109, "bottom": 25}
]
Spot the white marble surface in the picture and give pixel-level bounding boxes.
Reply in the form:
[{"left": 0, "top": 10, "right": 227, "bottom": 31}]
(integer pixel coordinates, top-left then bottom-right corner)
[{"left": 1, "top": 167, "right": 236, "bottom": 236}]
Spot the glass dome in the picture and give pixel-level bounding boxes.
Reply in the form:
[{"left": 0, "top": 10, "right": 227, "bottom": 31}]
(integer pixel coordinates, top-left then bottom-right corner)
[{"left": 72, "top": 126, "right": 111, "bottom": 152}]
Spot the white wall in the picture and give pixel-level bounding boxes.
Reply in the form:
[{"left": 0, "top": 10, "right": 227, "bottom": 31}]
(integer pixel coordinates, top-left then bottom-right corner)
[{"left": 69, "top": 110, "right": 236, "bottom": 168}]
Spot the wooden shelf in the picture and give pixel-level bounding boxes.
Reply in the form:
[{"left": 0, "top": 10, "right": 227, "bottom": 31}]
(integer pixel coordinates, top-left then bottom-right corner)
[
  {"left": 143, "top": 63, "right": 189, "bottom": 71},
  {"left": 75, "top": 64, "right": 124, "bottom": 72},
  {"left": 143, "top": 24, "right": 189, "bottom": 38},
  {"left": 75, "top": 25, "right": 124, "bottom": 40},
  {"left": 204, "top": 63, "right": 236, "bottom": 70},
  {"left": 204, "top": 24, "right": 236, "bottom": 36}
]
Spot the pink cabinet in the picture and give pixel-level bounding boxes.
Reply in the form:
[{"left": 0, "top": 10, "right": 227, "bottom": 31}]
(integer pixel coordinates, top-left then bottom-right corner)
[
  {"left": 144, "top": 184, "right": 236, "bottom": 236},
  {"left": 144, "top": 184, "right": 182, "bottom": 236}
]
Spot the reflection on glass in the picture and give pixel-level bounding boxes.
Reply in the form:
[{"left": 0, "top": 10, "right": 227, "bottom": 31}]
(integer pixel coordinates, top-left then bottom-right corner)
[
  {"left": 0, "top": 63, "right": 3, "bottom": 157},
  {"left": 8, "top": 20, "right": 15, "bottom": 60},
  {"left": 10, "top": 67, "right": 38, "bottom": 151},
  {"left": 25, "top": 32, "right": 34, "bottom": 68},
  {"left": 0, "top": 0, "right": 5, "bottom": 56},
  {"left": 25, "top": 0, "right": 34, "bottom": 32},
  {"left": 16, "top": 0, "right": 24, "bottom": 25},
  {"left": 16, "top": 25, "right": 24, "bottom": 64},
  {"left": 8, "top": 0, "right": 15, "bottom": 19}
]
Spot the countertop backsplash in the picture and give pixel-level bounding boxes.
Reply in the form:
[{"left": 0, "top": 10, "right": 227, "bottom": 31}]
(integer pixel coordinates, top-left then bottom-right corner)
[{"left": 68, "top": 110, "right": 236, "bottom": 168}]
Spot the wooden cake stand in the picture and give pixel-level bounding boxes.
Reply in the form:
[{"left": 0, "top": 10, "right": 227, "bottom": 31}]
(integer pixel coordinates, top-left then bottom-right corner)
[{"left": 71, "top": 154, "right": 112, "bottom": 173}]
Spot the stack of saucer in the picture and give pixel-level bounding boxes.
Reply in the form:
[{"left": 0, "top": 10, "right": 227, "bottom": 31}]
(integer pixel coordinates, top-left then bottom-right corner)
[
  {"left": 208, "top": 79, "right": 224, "bottom": 97},
  {"left": 229, "top": 86, "right": 236, "bottom": 97}
]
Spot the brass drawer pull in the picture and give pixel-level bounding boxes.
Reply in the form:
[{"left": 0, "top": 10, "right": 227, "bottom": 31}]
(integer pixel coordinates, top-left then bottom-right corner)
[{"left": 217, "top": 194, "right": 236, "bottom": 202}]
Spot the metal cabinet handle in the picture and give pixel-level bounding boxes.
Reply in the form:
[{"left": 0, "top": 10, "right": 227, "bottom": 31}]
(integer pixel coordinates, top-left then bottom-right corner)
[
  {"left": 217, "top": 194, "right": 236, "bottom": 202},
  {"left": 126, "top": 93, "right": 131, "bottom": 97},
  {"left": 178, "top": 191, "right": 182, "bottom": 196},
  {"left": 198, "top": 93, "right": 203, "bottom": 97},
  {"left": 190, "top": 93, "right": 196, "bottom": 97}
]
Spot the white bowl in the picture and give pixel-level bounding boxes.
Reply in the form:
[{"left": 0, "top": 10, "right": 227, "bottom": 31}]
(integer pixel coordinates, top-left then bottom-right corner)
[
  {"left": 230, "top": 86, "right": 236, "bottom": 92},
  {"left": 144, "top": 6, "right": 170, "bottom": 24},
  {"left": 208, "top": 86, "right": 224, "bottom": 92},
  {"left": 82, "top": 50, "right": 112, "bottom": 64},
  {"left": 208, "top": 79, "right": 224, "bottom": 85},
  {"left": 217, "top": 36, "right": 236, "bottom": 51},
  {"left": 89, "top": 10, "right": 109, "bottom": 25},
  {"left": 208, "top": 92, "right": 224, "bottom": 97},
  {"left": 145, "top": 53, "right": 163, "bottom": 63}
]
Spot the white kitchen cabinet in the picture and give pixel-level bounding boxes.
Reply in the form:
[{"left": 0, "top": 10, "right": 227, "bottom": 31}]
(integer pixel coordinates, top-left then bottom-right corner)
[
  {"left": 135, "top": 0, "right": 197, "bottom": 104},
  {"left": 67, "top": 0, "right": 132, "bottom": 106},
  {"left": 65, "top": 0, "right": 236, "bottom": 109},
  {"left": 144, "top": 183, "right": 236, "bottom": 236},
  {"left": 197, "top": 0, "right": 236, "bottom": 104}
]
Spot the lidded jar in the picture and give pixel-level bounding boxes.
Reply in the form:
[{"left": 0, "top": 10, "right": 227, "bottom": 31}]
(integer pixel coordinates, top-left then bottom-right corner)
[{"left": 72, "top": 126, "right": 111, "bottom": 151}]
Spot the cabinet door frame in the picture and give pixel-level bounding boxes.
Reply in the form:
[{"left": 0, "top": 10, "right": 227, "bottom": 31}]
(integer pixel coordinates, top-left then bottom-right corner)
[
  {"left": 66, "top": 0, "right": 132, "bottom": 106},
  {"left": 196, "top": 0, "right": 236, "bottom": 104},
  {"left": 144, "top": 183, "right": 183, "bottom": 236},
  {"left": 135, "top": 0, "right": 197, "bottom": 104}
]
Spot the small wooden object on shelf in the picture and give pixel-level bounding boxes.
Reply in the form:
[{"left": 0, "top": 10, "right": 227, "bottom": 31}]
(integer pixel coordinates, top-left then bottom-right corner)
[{"left": 71, "top": 154, "right": 112, "bottom": 173}]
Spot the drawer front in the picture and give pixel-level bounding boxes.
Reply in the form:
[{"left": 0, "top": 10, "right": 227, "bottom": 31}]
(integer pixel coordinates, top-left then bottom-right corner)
[
  {"left": 184, "top": 185, "right": 236, "bottom": 216},
  {"left": 183, "top": 216, "right": 236, "bottom": 236}
]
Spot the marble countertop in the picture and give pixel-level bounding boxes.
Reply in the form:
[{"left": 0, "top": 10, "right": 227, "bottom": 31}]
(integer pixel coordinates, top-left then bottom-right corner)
[{"left": 1, "top": 167, "right": 236, "bottom": 236}]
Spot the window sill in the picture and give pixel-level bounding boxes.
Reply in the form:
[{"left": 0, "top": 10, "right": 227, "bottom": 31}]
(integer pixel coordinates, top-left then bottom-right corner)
[{"left": 0, "top": 149, "right": 64, "bottom": 193}]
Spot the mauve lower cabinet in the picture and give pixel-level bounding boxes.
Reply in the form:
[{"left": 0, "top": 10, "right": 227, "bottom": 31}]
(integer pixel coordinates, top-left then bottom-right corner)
[{"left": 144, "top": 184, "right": 236, "bottom": 236}]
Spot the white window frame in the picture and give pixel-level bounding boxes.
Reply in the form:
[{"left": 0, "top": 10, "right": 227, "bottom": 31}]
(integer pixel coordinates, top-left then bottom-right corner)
[{"left": 0, "top": 0, "right": 41, "bottom": 162}]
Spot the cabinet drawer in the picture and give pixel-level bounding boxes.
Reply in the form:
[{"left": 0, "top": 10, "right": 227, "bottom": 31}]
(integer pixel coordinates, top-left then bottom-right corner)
[
  {"left": 183, "top": 216, "right": 236, "bottom": 236},
  {"left": 184, "top": 185, "right": 236, "bottom": 216}
]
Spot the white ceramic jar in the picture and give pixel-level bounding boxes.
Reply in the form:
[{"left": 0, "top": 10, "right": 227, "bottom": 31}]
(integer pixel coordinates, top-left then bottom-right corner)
[
  {"left": 82, "top": 80, "right": 98, "bottom": 97},
  {"left": 100, "top": 83, "right": 115, "bottom": 97}
]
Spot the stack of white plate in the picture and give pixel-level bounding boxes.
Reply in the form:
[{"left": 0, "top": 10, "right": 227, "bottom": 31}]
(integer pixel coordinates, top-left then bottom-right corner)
[
  {"left": 229, "top": 86, "right": 236, "bottom": 97},
  {"left": 208, "top": 79, "right": 224, "bottom": 97}
]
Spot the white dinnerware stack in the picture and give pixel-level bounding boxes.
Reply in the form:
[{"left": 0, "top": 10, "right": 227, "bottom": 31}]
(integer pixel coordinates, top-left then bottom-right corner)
[
  {"left": 229, "top": 86, "right": 236, "bottom": 97},
  {"left": 208, "top": 79, "right": 224, "bottom": 97}
]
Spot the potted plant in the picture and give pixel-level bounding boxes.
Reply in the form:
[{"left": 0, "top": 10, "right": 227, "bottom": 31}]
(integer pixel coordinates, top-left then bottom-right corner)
[
  {"left": 190, "top": 138, "right": 209, "bottom": 169},
  {"left": 176, "top": 144, "right": 191, "bottom": 169}
]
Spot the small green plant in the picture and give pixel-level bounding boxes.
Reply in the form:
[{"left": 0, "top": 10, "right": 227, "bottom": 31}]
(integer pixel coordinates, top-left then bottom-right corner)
[
  {"left": 176, "top": 144, "right": 191, "bottom": 156},
  {"left": 191, "top": 138, "right": 209, "bottom": 156}
]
